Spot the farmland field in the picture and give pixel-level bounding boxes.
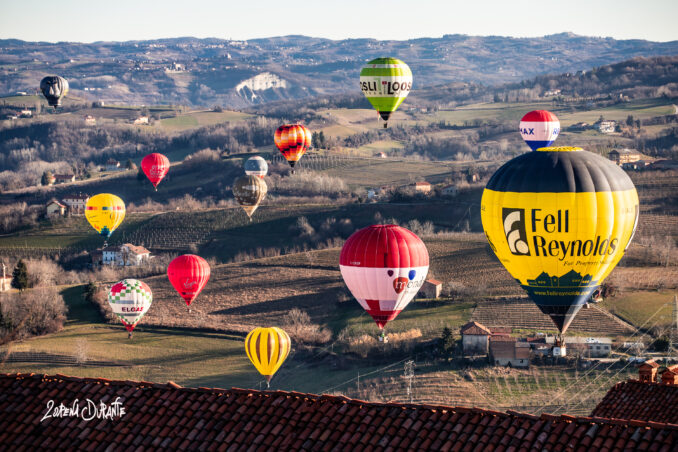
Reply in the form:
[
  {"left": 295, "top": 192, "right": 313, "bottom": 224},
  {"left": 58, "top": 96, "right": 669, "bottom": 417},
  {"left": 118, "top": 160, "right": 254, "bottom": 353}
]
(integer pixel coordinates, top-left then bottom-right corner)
[{"left": 155, "top": 110, "right": 252, "bottom": 131}]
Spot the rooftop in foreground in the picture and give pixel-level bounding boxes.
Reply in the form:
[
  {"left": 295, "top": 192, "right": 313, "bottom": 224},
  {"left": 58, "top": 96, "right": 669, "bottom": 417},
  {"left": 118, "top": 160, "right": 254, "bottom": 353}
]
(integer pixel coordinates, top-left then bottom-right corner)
[{"left": 1, "top": 373, "right": 677, "bottom": 451}]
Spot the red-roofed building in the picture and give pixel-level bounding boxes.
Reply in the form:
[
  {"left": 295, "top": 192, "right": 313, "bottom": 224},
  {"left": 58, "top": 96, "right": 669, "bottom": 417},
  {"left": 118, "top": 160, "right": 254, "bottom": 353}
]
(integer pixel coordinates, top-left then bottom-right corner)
[
  {"left": 1, "top": 373, "right": 677, "bottom": 451},
  {"left": 460, "top": 321, "right": 513, "bottom": 356},
  {"left": 420, "top": 279, "right": 442, "bottom": 299},
  {"left": 489, "top": 336, "right": 531, "bottom": 368},
  {"left": 591, "top": 363, "right": 678, "bottom": 424}
]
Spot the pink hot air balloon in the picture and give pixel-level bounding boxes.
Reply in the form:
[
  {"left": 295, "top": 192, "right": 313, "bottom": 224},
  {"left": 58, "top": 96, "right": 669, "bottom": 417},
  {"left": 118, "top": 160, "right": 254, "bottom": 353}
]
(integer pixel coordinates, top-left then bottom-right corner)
[
  {"left": 167, "top": 254, "right": 210, "bottom": 311},
  {"left": 339, "top": 225, "right": 429, "bottom": 335}
]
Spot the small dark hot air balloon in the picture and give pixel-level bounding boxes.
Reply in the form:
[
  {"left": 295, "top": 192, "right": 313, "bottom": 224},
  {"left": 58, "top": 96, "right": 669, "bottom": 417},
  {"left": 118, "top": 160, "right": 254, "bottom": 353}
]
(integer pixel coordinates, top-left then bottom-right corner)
[
  {"left": 233, "top": 175, "right": 267, "bottom": 219},
  {"left": 40, "top": 76, "right": 69, "bottom": 109}
]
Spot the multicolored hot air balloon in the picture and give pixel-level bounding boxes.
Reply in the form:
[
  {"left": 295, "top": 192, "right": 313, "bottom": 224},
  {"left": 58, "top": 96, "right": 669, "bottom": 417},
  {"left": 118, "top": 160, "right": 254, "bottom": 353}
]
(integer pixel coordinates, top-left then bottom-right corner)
[
  {"left": 340, "top": 225, "right": 429, "bottom": 339},
  {"left": 360, "top": 58, "right": 412, "bottom": 128},
  {"left": 40, "top": 75, "right": 69, "bottom": 109},
  {"left": 481, "top": 146, "right": 639, "bottom": 339},
  {"left": 274, "top": 124, "right": 312, "bottom": 169},
  {"left": 167, "top": 254, "right": 210, "bottom": 311},
  {"left": 519, "top": 110, "right": 560, "bottom": 151},
  {"left": 244, "top": 156, "right": 268, "bottom": 179},
  {"left": 245, "top": 327, "right": 291, "bottom": 387},
  {"left": 233, "top": 175, "right": 267, "bottom": 219},
  {"left": 141, "top": 153, "right": 170, "bottom": 190},
  {"left": 85, "top": 194, "right": 125, "bottom": 241},
  {"left": 107, "top": 279, "right": 153, "bottom": 338}
]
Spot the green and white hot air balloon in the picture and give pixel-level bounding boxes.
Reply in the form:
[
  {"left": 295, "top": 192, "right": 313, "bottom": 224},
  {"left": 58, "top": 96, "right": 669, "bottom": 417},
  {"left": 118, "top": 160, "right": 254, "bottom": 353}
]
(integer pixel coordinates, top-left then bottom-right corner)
[{"left": 360, "top": 57, "right": 412, "bottom": 128}]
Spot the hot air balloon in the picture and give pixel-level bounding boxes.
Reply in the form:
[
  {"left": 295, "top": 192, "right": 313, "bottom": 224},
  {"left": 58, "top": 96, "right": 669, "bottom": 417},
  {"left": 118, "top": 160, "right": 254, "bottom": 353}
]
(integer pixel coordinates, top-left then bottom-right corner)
[
  {"left": 233, "top": 175, "right": 267, "bottom": 219},
  {"left": 107, "top": 279, "right": 153, "bottom": 338},
  {"left": 167, "top": 254, "right": 210, "bottom": 311},
  {"left": 141, "top": 153, "right": 170, "bottom": 190},
  {"left": 481, "top": 146, "right": 639, "bottom": 344},
  {"left": 274, "top": 124, "right": 312, "bottom": 169},
  {"left": 340, "top": 225, "right": 429, "bottom": 340},
  {"left": 40, "top": 76, "right": 69, "bottom": 109},
  {"left": 360, "top": 58, "right": 412, "bottom": 128},
  {"left": 245, "top": 327, "right": 291, "bottom": 387},
  {"left": 85, "top": 194, "right": 125, "bottom": 242},
  {"left": 244, "top": 156, "right": 268, "bottom": 179},
  {"left": 519, "top": 110, "right": 560, "bottom": 151}
]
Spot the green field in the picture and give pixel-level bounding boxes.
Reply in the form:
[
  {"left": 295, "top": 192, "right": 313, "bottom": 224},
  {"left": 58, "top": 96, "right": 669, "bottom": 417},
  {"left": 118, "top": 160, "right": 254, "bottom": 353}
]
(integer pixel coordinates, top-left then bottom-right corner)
[
  {"left": 600, "top": 290, "right": 677, "bottom": 331},
  {"left": 156, "top": 110, "right": 252, "bottom": 131}
]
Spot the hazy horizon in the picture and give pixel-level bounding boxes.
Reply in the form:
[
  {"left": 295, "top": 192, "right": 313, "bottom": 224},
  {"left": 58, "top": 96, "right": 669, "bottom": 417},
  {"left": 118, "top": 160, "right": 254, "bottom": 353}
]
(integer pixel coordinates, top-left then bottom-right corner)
[{"left": 1, "top": 0, "right": 677, "bottom": 44}]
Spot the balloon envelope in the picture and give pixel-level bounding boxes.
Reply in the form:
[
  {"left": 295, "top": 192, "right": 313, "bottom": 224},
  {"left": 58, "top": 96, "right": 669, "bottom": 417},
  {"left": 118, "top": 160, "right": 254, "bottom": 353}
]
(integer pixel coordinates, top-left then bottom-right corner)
[
  {"left": 244, "top": 156, "right": 268, "bottom": 179},
  {"left": 107, "top": 279, "right": 153, "bottom": 333},
  {"left": 233, "top": 175, "right": 267, "bottom": 218},
  {"left": 274, "top": 124, "right": 311, "bottom": 168},
  {"left": 245, "top": 327, "right": 291, "bottom": 382},
  {"left": 340, "top": 225, "right": 429, "bottom": 329},
  {"left": 167, "top": 254, "right": 211, "bottom": 307},
  {"left": 520, "top": 110, "right": 560, "bottom": 151},
  {"left": 141, "top": 153, "right": 170, "bottom": 189},
  {"left": 85, "top": 194, "right": 125, "bottom": 239},
  {"left": 360, "top": 58, "right": 412, "bottom": 128},
  {"left": 481, "top": 146, "right": 639, "bottom": 333},
  {"left": 40, "top": 76, "right": 69, "bottom": 108}
]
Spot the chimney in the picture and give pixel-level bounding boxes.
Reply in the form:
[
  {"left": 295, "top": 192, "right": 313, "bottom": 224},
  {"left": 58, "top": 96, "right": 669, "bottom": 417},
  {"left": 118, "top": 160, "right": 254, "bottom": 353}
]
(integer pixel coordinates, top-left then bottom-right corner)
[
  {"left": 638, "top": 359, "right": 659, "bottom": 383},
  {"left": 661, "top": 365, "right": 678, "bottom": 385}
]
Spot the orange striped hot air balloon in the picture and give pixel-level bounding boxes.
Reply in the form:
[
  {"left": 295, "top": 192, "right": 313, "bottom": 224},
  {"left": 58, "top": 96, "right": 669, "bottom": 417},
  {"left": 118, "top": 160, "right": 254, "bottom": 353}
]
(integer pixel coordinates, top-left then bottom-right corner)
[{"left": 274, "top": 124, "right": 312, "bottom": 169}]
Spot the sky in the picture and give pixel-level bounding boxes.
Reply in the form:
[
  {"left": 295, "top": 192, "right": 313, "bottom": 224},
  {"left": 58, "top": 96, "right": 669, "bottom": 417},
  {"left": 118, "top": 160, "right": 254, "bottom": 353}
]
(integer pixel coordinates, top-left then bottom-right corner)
[{"left": 1, "top": 0, "right": 677, "bottom": 43}]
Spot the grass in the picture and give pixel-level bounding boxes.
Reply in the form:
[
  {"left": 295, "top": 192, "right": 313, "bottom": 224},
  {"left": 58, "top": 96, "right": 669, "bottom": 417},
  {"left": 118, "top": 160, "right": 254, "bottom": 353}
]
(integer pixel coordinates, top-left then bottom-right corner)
[
  {"left": 156, "top": 110, "right": 252, "bottom": 132},
  {"left": 600, "top": 290, "right": 677, "bottom": 330}
]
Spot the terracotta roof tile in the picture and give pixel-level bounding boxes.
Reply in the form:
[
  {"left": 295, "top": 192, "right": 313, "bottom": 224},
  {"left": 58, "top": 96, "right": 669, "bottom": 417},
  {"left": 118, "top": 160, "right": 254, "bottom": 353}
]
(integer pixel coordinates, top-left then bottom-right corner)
[
  {"left": 1, "top": 373, "right": 677, "bottom": 450},
  {"left": 591, "top": 380, "right": 678, "bottom": 424}
]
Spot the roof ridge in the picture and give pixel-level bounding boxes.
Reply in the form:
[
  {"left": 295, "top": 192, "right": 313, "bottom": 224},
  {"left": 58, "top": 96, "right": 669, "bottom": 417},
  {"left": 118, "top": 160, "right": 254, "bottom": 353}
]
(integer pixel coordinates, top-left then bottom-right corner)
[{"left": 3, "top": 372, "right": 678, "bottom": 431}]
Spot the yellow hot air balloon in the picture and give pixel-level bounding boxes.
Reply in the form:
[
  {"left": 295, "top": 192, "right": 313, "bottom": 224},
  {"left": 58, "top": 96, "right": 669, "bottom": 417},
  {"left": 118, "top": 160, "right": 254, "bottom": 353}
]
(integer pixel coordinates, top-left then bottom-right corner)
[
  {"left": 245, "top": 327, "right": 291, "bottom": 387},
  {"left": 481, "top": 146, "right": 638, "bottom": 338},
  {"left": 85, "top": 194, "right": 126, "bottom": 240}
]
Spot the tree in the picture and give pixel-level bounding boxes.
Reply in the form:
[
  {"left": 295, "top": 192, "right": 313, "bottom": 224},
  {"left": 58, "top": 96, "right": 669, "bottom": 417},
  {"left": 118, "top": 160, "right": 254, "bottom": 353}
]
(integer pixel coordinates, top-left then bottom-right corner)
[
  {"left": 626, "top": 115, "right": 635, "bottom": 127},
  {"left": 11, "top": 260, "right": 28, "bottom": 292},
  {"left": 439, "top": 326, "right": 455, "bottom": 361},
  {"left": 651, "top": 336, "right": 670, "bottom": 352},
  {"left": 125, "top": 159, "right": 137, "bottom": 170},
  {"left": 137, "top": 167, "right": 146, "bottom": 184},
  {"left": 41, "top": 171, "right": 54, "bottom": 186}
]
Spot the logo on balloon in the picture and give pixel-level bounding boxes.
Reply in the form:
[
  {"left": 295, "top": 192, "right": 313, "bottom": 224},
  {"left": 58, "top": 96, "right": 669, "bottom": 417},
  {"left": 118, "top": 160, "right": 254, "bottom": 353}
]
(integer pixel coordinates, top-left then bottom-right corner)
[
  {"left": 393, "top": 277, "right": 408, "bottom": 294},
  {"left": 502, "top": 208, "right": 530, "bottom": 256}
]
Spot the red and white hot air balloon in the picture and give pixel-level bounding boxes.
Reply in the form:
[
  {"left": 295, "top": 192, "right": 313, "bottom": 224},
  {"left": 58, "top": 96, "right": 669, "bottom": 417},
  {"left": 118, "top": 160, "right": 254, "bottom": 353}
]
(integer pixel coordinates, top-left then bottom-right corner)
[
  {"left": 340, "top": 225, "right": 429, "bottom": 337},
  {"left": 141, "top": 153, "right": 170, "bottom": 190},
  {"left": 167, "top": 254, "right": 210, "bottom": 311},
  {"left": 519, "top": 110, "right": 560, "bottom": 151}
]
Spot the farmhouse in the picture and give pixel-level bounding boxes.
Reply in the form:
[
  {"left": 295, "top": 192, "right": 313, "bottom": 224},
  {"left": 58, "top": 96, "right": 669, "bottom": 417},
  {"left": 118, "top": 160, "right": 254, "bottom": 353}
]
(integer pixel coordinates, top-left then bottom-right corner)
[
  {"left": 1, "top": 373, "right": 677, "bottom": 451},
  {"left": 411, "top": 181, "right": 432, "bottom": 193},
  {"left": 133, "top": 116, "right": 150, "bottom": 125},
  {"left": 53, "top": 174, "right": 75, "bottom": 184},
  {"left": 608, "top": 148, "right": 641, "bottom": 165},
  {"left": 489, "top": 336, "right": 530, "bottom": 368},
  {"left": 62, "top": 193, "right": 89, "bottom": 215},
  {"left": 84, "top": 115, "right": 96, "bottom": 125},
  {"left": 19, "top": 110, "right": 32, "bottom": 118},
  {"left": 45, "top": 200, "right": 66, "bottom": 217},
  {"left": 594, "top": 120, "right": 616, "bottom": 134},
  {"left": 555, "top": 337, "right": 612, "bottom": 357},
  {"left": 105, "top": 159, "right": 121, "bottom": 171},
  {"left": 419, "top": 279, "right": 442, "bottom": 299},
  {"left": 100, "top": 244, "right": 151, "bottom": 266},
  {"left": 441, "top": 184, "right": 458, "bottom": 197}
]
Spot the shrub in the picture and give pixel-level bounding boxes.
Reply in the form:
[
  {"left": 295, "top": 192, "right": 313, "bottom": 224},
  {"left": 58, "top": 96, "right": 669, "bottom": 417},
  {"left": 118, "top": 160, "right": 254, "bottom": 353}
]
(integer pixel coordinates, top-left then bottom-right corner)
[
  {"left": 282, "top": 308, "right": 331, "bottom": 345},
  {"left": 0, "top": 287, "right": 67, "bottom": 341}
]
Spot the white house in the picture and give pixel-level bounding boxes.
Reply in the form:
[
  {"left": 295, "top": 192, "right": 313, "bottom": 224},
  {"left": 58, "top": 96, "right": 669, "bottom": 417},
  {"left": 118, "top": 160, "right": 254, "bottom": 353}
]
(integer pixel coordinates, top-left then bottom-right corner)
[
  {"left": 102, "top": 244, "right": 151, "bottom": 266},
  {"left": 46, "top": 200, "right": 66, "bottom": 217},
  {"left": 53, "top": 174, "right": 75, "bottom": 184},
  {"left": 105, "top": 159, "right": 121, "bottom": 171},
  {"left": 62, "top": 193, "right": 89, "bottom": 215},
  {"left": 133, "top": 116, "right": 149, "bottom": 125},
  {"left": 0, "top": 263, "right": 11, "bottom": 292},
  {"left": 595, "top": 120, "right": 616, "bottom": 134},
  {"left": 441, "top": 185, "right": 458, "bottom": 197}
]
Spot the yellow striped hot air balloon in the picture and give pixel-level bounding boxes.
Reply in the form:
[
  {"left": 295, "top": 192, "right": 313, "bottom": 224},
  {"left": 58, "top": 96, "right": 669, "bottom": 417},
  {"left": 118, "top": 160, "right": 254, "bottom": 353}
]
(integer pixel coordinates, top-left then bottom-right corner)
[
  {"left": 244, "top": 327, "right": 291, "bottom": 387},
  {"left": 85, "top": 193, "right": 125, "bottom": 241},
  {"left": 481, "top": 146, "right": 639, "bottom": 339}
]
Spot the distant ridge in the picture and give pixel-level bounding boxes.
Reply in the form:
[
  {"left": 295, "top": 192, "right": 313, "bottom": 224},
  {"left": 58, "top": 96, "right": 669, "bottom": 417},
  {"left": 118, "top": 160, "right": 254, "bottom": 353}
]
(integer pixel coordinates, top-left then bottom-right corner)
[{"left": 1, "top": 34, "right": 677, "bottom": 107}]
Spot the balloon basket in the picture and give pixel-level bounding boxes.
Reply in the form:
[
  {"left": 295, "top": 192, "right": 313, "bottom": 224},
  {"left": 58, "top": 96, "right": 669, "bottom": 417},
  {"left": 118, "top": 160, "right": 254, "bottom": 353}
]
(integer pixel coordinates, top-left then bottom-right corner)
[
  {"left": 383, "top": 123, "right": 388, "bottom": 129},
  {"left": 128, "top": 332, "right": 133, "bottom": 339}
]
